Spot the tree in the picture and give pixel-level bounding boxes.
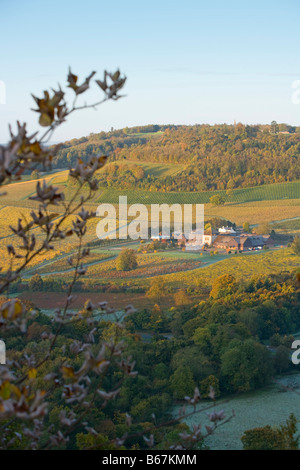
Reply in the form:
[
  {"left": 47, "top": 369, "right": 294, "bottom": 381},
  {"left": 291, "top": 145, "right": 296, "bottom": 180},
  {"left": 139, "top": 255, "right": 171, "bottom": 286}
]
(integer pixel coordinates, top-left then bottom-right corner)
[
  {"left": 192, "top": 327, "right": 211, "bottom": 351},
  {"left": 31, "top": 169, "right": 40, "bottom": 180},
  {"left": 226, "top": 188, "right": 233, "bottom": 199},
  {"left": 29, "top": 274, "right": 44, "bottom": 292},
  {"left": 242, "top": 426, "right": 286, "bottom": 450},
  {"left": 242, "top": 414, "right": 299, "bottom": 450},
  {"left": 170, "top": 366, "right": 195, "bottom": 399},
  {"left": 221, "top": 339, "right": 273, "bottom": 392},
  {"left": 209, "top": 195, "right": 225, "bottom": 206},
  {"left": 291, "top": 235, "right": 300, "bottom": 255},
  {"left": 256, "top": 222, "right": 271, "bottom": 235},
  {"left": 209, "top": 274, "right": 238, "bottom": 299},
  {"left": 196, "top": 181, "right": 207, "bottom": 191},
  {"left": 273, "top": 345, "right": 290, "bottom": 374},
  {"left": 146, "top": 278, "right": 167, "bottom": 303},
  {"left": 243, "top": 222, "right": 251, "bottom": 233},
  {"left": 226, "top": 179, "right": 235, "bottom": 190},
  {"left": 199, "top": 375, "right": 220, "bottom": 398},
  {"left": 270, "top": 120, "right": 279, "bottom": 135},
  {"left": 148, "top": 304, "right": 167, "bottom": 331},
  {"left": 116, "top": 248, "right": 137, "bottom": 271},
  {"left": 174, "top": 289, "right": 189, "bottom": 306}
]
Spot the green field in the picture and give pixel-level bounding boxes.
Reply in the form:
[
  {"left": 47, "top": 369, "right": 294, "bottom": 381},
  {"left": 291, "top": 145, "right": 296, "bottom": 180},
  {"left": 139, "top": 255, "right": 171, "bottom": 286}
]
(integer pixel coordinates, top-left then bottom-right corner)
[
  {"left": 131, "top": 248, "right": 300, "bottom": 289},
  {"left": 3, "top": 170, "right": 299, "bottom": 209},
  {"left": 107, "top": 160, "right": 185, "bottom": 178},
  {"left": 40, "top": 250, "right": 204, "bottom": 281},
  {"left": 0, "top": 170, "right": 68, "bottom": 204},
  {"left": 95, "top": 180, "right": 300, "bottom": 204},
  {"left": 176, "top": 373, "right": 300, "bottom": 450}
]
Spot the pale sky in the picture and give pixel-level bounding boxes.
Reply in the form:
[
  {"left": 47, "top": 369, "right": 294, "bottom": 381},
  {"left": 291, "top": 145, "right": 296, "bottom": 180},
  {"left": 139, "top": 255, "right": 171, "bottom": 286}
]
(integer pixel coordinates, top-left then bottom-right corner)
[{"left": 1, "top": 0, "right": 300, "bottom": 143}]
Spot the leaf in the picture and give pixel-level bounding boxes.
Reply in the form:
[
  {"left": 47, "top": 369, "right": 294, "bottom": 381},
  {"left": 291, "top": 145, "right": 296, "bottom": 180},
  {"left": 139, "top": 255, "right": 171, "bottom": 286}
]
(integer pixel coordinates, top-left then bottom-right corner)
[
  {"left": 39, "top": 113, "right": 53, "bottom": 127},
  {"left": 1, "top": 299, "right": 23, "bottom": 320},
  {"left": 29, "top": 142, "right": 42, "bottom": 155},
  {"left": 61, "top": 366, "right": 75, "bottom": 379},
  {"left": 28, "top": 368, "right": 37, "bottom": 380},
  {"left": 11, "top": 385, "right": 22, "bottom": 400},
  {"left": 95, "top": 79, "right": 107, "bottom": 92},
  {"left": 111, "top": 70, "right": 120, "bottom": 81},
  {"left": 0, "top": 381, "right": 11, "bottom": 400}
]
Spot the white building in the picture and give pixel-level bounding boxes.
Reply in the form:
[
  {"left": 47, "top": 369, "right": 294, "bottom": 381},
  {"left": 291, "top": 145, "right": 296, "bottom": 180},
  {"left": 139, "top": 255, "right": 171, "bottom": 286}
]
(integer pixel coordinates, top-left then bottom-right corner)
[{"left": 218, "top": 226, "right": 236, "bottom": 235}]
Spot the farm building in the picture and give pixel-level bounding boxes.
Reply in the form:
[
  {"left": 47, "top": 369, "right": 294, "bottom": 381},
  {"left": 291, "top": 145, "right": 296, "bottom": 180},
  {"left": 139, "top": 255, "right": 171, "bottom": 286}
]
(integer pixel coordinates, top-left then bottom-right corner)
[
  {"left": 171, "top": 228, "right": 217, "bottom": 248},
  {"left": 218, "top": 226, "right": 237, "bottom": 235},
  {"left": 202, "top": 227, "right": 218, "bottom": 246},
  {"left": 212, "top": 235, "right": 240, "bottom": 250},
  {"left": 213, "top": 234, "right": 274, "bottom": 251}
]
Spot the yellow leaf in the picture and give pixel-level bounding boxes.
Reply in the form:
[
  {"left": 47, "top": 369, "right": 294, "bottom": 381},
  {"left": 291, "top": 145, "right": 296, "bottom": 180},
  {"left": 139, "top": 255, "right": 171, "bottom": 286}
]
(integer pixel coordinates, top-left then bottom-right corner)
[
  {"left": 30, "top": 142, "right": 42, "bottom": 155},
  {"left": 11, "top": 385, "right": 21, "bottom": 399},
  {"left": 0, "top": 381, "right": 11, "bottom": 400},
  {"left": 61, "top": 366, "right": 75, "bottom": 379},
  {"left": 28, "top": 368, "right": 37, "bottom": 380},
  {"left": 39, "top": 113, "right": 53, "bottom": 127},
  {"left": 1, "top": 299, "right": 23, "bottom": 320}
]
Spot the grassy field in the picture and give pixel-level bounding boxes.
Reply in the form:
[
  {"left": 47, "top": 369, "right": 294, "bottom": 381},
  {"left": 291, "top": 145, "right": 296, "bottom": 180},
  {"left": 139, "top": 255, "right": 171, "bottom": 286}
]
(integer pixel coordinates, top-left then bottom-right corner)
[
  {"left": 33, "top": 249, "right": 115, "bottom": 275},
  {"left": 91, "top": 199, "right": 300, "bottom": 227},
  {"left": 2, "top": 168, "right": 299, "bottom": 208},
  {"left": 125, "top": 131, "right": 165, "bottom": 137},
  {"left": 105, "top": 160, "right": 185, "bottom": 178},
  {"left": 177, "top": 373, "right": 300, "bottom": 450},
  {"left": 205, "top": 199, "right": 300, "bottom": 226},
  {"left": 154, "top": 248, "right": 300, "bottom": 289},
  {"left": 0, "top": 171, "right": 69, "bottom": 207},
  {"left": 42, "top": 250, "right": 204, "bottom": 280},
  {"left": 95, "top": 180, "right": 300, "bottom": 205},
  {"left": 271, "top": 217, "right": 300, "bottom": 236},
  {"left": 19, "top": 290, "right": 168, "bottom": 311},
  {"left": 0, "top": 207, "right": 103, "bottom": 269}
]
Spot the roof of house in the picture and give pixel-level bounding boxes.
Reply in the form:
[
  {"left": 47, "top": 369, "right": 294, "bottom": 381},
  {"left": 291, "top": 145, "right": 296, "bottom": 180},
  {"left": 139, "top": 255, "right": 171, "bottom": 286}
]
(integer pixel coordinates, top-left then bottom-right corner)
[
  {"left": 240, "top": 235, "right": 270, "bottom": 246},
  {"left": 213, "top": 235, "right": 239, "bottom": 246},
  {"left": 213, "top": 233, "right": 273, "bottom": 249},
  {"left": 218, "top": 226, "right": 236, "bottom": 233}
]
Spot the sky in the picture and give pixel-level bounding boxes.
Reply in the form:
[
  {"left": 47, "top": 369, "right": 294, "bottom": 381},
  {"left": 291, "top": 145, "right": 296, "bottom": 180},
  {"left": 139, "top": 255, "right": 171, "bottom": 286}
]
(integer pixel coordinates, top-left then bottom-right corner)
[{"left": 1, "top": 0, "right": 300, "bottom": 143}]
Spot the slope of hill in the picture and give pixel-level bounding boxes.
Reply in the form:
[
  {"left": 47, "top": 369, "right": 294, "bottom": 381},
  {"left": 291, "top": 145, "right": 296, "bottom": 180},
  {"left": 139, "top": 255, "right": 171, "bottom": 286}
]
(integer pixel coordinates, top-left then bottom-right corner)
[{"left": 52, "top": 123, "right": 300, "bottom": 192}]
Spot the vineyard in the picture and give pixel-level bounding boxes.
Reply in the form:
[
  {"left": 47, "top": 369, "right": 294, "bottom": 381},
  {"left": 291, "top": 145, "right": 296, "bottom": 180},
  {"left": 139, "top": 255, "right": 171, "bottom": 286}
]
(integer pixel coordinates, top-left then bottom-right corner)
[
  {"left": 42, "top": 251, "right": 204, "bottom": 281},
  {"left": 0, "top": 204, "right": 101, "bottom": 269},
  {"left": 104, "top": 160, "right": 185, "bottom": 178},
  {"left": 32, "top": 248, "right": 300, "bottom": 296},
  {"left": 95, "top": 180, "right": 300, "bottom": 205},
  {"left": 147, "top": 248, "right": 300, "bottom": 289},
  {"left": 34, "top": 249, "right": 115, "bottom": 275}
]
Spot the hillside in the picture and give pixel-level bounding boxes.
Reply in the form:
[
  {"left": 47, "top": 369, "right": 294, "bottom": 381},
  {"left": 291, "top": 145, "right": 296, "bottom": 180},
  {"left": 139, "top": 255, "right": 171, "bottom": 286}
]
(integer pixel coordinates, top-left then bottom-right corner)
[{"left": 53, "top": 123, "right": 300, "bottom": 192}]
